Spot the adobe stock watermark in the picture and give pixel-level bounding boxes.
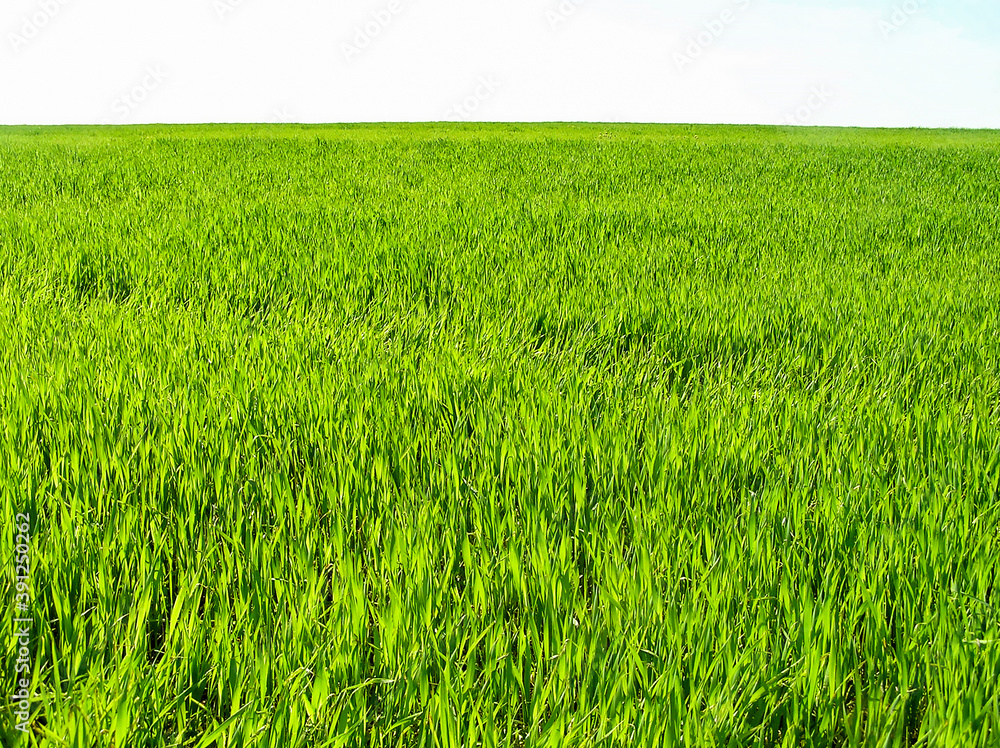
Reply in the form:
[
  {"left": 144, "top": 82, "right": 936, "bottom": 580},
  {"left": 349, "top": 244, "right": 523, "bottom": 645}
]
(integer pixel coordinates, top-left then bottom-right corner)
[
  {"left": 342, "top": 0, "right": 406, "bottom": 64},
  {"left": 445, "top": 75, "right": 501, "bottom": 120},
  {"left": 780, "top": 85, "right": 834, "bottom": 126},
  {"left": 12, "top": 512, "right": 33, "bottom": 735},
  {"left": 7, "top": 0, "right": 71, "bottom": 53},
  {"left": 214, "top": 0, "right": 251, "bottom": 22},
  {"left": 271, "top": 106, "right": 294, "bottom": 123},
  {"left": 879, "top": 0, "right": 929, "bottom": 38},
  {"left": 675, "top": 0, "right": 752, "bottom": 71},
  {"left": 546, "top": 0, "right": 590, "bottom": 31},
  {"left": 104, "top": 66, "right": 168, "bottom": 123}
]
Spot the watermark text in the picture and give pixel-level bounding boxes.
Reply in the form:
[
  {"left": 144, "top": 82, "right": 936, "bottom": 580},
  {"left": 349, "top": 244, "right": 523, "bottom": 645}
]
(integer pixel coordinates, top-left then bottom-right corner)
[
  {"left": 12, "top": 512, "right": 32, "bottom": 734},
  {"left": 8, "top": 0, "right": 71, "bottom": 53}
]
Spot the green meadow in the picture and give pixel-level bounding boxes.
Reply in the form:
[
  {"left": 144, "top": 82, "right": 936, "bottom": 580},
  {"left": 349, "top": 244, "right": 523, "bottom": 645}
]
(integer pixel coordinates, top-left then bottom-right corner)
[{"left": 1, "top": 123, "right": 999, "bottom": 747}]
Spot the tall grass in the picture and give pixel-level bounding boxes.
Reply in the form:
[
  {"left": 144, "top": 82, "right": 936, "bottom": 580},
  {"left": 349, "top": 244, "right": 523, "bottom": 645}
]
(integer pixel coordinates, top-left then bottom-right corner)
[{"left": 1, "top": 123, "right": 999, "bottom": 746}]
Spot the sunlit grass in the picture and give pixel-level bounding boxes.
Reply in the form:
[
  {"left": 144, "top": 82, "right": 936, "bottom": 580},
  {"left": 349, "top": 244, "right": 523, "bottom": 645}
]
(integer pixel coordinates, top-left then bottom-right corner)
[{"left": 1, "top": 123, "right": 999, "bottom": 747}]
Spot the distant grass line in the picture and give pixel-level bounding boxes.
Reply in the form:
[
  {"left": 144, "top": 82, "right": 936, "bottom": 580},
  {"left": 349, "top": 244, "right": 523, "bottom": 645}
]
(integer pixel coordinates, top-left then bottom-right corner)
[{"left": 1, "top": 124, "right": 999, "bottom": 746}]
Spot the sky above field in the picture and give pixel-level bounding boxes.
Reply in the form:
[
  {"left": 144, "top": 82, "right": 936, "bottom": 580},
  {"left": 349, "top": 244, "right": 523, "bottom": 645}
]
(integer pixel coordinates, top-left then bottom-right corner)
[{"left": 2, "top": 0, "right": 998, "bottom": 128}]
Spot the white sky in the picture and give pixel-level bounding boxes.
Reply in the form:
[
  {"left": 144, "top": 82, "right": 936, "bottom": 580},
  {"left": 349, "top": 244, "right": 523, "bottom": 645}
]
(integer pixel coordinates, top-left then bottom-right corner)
[{"left": 2, "top": 0, "right": 998, "bottom": 127}]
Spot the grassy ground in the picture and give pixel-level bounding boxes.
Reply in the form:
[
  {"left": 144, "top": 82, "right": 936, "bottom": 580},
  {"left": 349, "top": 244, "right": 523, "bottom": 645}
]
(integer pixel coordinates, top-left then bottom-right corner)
[{"left": 1, "top": 123, "right": 999, "bottom": 747}]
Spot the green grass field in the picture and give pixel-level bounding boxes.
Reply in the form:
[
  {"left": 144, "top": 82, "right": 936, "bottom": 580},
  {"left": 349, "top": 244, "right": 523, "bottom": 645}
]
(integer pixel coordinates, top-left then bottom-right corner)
[{"left": 2, "top": 123, "right": 999, "bottom": 747}]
